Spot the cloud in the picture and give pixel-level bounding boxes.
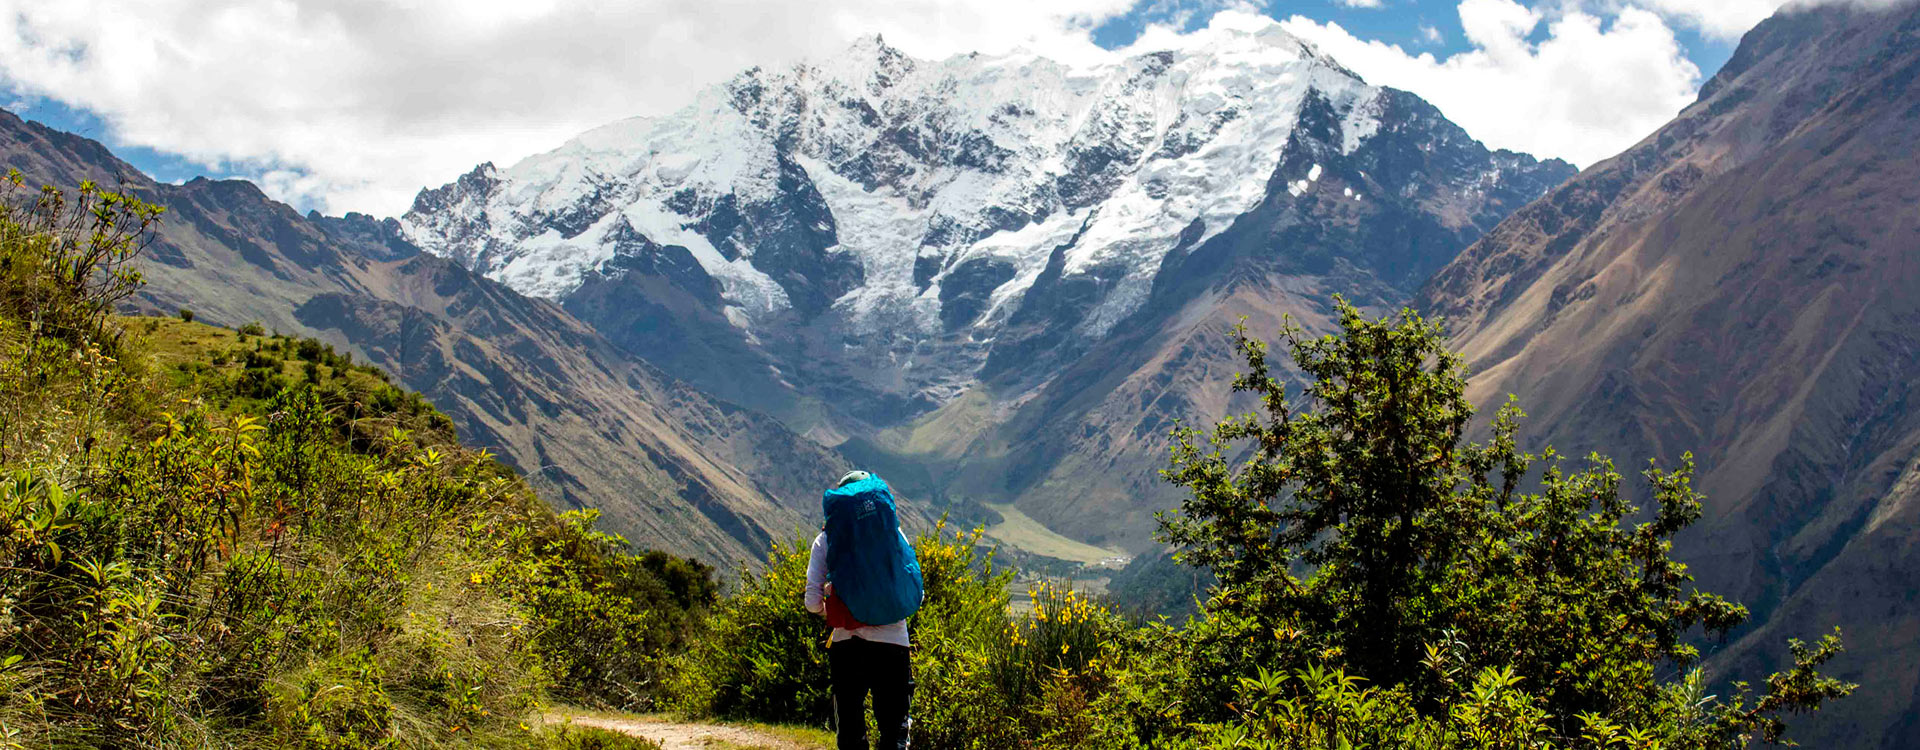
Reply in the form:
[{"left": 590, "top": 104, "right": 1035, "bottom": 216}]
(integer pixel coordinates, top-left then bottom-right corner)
[
  {"left": 1634, "top": 0, "right": 1787, "bottom": 37},
  {"left": 1282, "top": 0, "right": 1701, "bottom": 167},
  {"left": 1609, "top": 0, "right": 1914, "bottom": 40},
  {"left": 0, "top": 0, "right": 1755, "bottom": 215},
  {"left": 1338, "top": 0, "right": 1386, "bottom": 8},
  {"left": 1420, "top": 23, "right": 1445, "bottom": 43},
  {"left": 0, "top": 0, "right": 1134, "bottom": 215}
]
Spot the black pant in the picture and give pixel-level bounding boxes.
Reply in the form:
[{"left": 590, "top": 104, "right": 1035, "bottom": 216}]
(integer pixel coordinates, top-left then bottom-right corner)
[{"left": 828, "top": 637, "right": 913, "bottom": 750}]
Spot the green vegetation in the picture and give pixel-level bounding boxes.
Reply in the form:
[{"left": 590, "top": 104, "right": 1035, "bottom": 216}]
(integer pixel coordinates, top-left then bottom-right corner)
[
  {"left": 671, "top": 525, "right": 1122, "bottom": 748},
  {"left": 980, "top": 502, "right": 1125, "bottom": 566},
  {"left": 670, "top": 300, "right": 1854, "bottom": 749},
  {"left": 0, "top": 176, "right": 700, "bottom": 748},
  {"left": 1102, "top": 550, "right": 1212, "bottom": 623},
  {"left": 0, "top": 174, "right": 1854, "bottom": 748}
]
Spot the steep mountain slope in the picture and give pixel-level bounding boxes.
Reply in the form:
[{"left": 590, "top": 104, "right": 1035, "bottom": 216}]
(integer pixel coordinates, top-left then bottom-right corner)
[
  {"left": 403, "top": 20, "right": 1572, "bottom": 547},
  {"left": 1420, "top": 3, "right": 1920, "bottom": 745},
  {"left": 0, "top": 109, "right": 849, "bottom": 564},
  {"left": 918, "top": 85, "right": 1573, "bottom": 548}
]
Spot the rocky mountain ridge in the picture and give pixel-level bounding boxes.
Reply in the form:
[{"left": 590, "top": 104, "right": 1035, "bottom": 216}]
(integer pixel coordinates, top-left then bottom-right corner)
[
  {"left": 0, "top": 108, "right": 852, "bottom": 565},
  {"left": 400, "top": 21, "right": 1573, "bottom": 550},
  {"left": 1420, "top": 3, "right": 1920, "bottom": 746},
  {"left": 401, "top": 22, "right": 1572, "bottom": 434}
]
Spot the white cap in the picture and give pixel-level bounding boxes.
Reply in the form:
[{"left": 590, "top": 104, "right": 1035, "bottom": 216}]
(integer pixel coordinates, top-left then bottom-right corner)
[{"left": 836, "top": 470, "right": 872, "bottom": 487}]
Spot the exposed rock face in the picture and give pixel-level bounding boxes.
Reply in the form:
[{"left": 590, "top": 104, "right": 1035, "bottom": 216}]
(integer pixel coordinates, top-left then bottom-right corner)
[
  {"left": 0, "top": 108, "right": 851, "bottom": 566},
  {"left": 399, "top": 26, "right": 1572, "bottom": 433},
  {"left": 1419, "top": 4, "right": 1920, "bottom": 746},
  {"left": 398, "top": 24, "right": 1571, "bottom": 546},
  {"left": 945, "top": 84, "right": 1573, "bottom": 550}
]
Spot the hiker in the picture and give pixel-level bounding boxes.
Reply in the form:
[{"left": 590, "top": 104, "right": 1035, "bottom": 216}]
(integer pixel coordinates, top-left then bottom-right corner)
[{"left": 805, "top": 470, "right": 924, "bottom": 750}]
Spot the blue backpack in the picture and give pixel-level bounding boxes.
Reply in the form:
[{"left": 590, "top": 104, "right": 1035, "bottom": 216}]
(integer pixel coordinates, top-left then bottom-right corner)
[{"left": 822, "top": 475, "right": 923, "bottom": 626}]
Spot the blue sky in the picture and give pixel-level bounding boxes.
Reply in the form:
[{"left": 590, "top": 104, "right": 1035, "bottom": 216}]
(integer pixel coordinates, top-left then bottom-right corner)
[
  {"left": 9, "top": 99, "right": 209, "bottom": 187},
  {"left": 1092, "top": 0, "right": 1737, "bottom": 71},
  {"left": 0, "top": 0, "right": 1768, "bottom": 216}
]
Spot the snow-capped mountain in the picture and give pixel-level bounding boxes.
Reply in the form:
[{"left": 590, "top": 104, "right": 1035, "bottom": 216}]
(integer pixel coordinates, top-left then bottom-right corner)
[
  {"left": 409, "top": 27, "right": 1360, "bottom": 317},
  {"left": 402, "top": 20, "right": 1568, "bottom": 429}
]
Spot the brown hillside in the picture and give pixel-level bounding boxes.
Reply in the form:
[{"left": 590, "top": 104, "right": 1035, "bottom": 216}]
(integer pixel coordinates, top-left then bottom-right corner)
[
  {"left": 1420, "top": 4, "right": 1920, "bottom": 745},
  {"left": 0, "top": 109, "right": 849, "bottom": 565}
]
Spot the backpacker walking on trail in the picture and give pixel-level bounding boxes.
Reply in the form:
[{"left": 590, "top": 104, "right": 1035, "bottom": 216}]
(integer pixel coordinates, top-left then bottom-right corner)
[{"left": 805, "top": 470, "right": 923, "bottom": 750}]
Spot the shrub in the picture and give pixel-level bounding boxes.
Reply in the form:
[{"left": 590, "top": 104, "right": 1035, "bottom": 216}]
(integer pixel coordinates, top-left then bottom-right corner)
[
  {"left": 0, "top": 173, "right": 160, "bottom": 354},
  {"left": 0, "top": 178, "right": 713, "bottom": 749},
  {"left": 1159, "top": 298, "right": 1853, "bottom": 745},
  {"left": 672, "top": 522, "right": 1133, "bottom": 749},
  {"left": 482, "top": 508, "right": 715, "bottom": 709},
  {"left": 899, "top": 525, "right": 1024, "bottom": 750},
  {"left": 264, "top": 649, "right": 395, "bottom": 750},
  {"left": 669, "top": 533, "right": 827, "bottom": 723}
]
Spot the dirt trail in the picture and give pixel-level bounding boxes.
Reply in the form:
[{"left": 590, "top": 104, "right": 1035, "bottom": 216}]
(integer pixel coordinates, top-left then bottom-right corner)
[{"left": 559, "top": 714, "right": 822, "bottom": 750}]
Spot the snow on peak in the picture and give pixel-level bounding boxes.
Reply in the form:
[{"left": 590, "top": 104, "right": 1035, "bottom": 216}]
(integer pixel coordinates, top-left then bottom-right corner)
[{"left": 401, "top": 25, "right": 1390, "bottom": 352}]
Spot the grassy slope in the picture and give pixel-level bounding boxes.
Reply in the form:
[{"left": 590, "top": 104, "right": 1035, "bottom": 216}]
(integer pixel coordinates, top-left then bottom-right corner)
[
  {"left": 982, "top": 502, "right": 1127, "bottom": 567},
  {"left": 140, "top": 320, "right": 848, "bottom": 748},
  {"left": 0, "top": 310, "right": 700, "bottom": 749},
  {"left": 139, "top": 317, "right": 393, "bottom": 401}
]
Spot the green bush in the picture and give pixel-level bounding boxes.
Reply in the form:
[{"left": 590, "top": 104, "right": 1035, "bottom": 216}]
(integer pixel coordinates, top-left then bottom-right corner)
[
  {"left": 482, "top": 508, "right": 715, "bottom": 709},
  {"left": 0, "top": 178, "right": 714, "bottom": 748},
  {"left": 670, "top": 523, "right": 1131, "bottom": 749},
  {"left": 265, "top": 649, "right": 395, "bottom": 750},
  {"left": 0, "top": 172, "right": 158, "bottom": 355},
  {"left": 674, "top": 300, "right": 1855, "bottom": 750},
  {"left": 669, "top": 533, "right": 828, "bottom": 722},
  {"left": 1156, "top": 298, "right": 1852, "bottom": 746},
  {"left": 898, "top": 525, "right": 1025, "bottom": 750}
]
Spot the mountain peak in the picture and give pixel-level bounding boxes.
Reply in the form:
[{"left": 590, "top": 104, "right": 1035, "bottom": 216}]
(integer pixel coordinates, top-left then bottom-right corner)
[
  {"left": 842, "top": 32, "right": 896, "bottom": 56},
  {"left": 400, "top": 30, "right": 1570, "bottom": 418}
]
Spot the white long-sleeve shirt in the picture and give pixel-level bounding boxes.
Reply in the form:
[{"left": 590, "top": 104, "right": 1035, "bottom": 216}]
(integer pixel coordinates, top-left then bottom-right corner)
[{"left": 804, "top": 531, "right": 912, "bottom": 647}]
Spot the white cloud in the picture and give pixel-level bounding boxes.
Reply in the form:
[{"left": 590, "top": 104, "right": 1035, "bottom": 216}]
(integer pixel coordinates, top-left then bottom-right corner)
[
  {"left": 1338, "top": 0, "right": 1386, "bottom": 8},
  {"left": 1635, "top": 0, "right": 1786, "bottom": 37},
  {"left": 1420, "top": 23, "right": 1446, "bottom": 43},
  {"left": 1282, "top": 0, "right": 1701, "bottom": 167},
  {"left": 0, "top": 0, "right": 1776, "bottom": 216},
  {"left": 1606, "top": 0, "right": 1912, "bottom": 40},
  {"left": 0, "top": 0, "right": 1133, "bottom": 215}
]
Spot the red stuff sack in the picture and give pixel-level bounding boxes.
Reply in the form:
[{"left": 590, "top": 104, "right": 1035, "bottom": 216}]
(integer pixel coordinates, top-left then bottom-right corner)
[{"left": 824, "top": 590, "right": 867, "bottom": 630}]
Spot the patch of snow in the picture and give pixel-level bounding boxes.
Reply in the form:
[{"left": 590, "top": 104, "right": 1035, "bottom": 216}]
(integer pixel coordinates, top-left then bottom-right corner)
[
  {"left": 403, "top": 24, "right": 1404, "bottom": 379},
  {"left": 621, "top": 200, "right": 791, "bottom": 322},
  {"left": 1340, "top": 90, "right": 1384, "bottom": 154}
]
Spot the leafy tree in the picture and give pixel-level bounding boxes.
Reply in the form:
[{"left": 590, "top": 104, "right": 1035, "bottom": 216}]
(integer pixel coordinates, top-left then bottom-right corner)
[{"left": 1159, "top": 298, "right": 1852, "bottom": 744}]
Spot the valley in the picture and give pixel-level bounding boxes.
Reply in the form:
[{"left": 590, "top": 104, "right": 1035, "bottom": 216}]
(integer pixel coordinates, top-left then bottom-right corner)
[
  {"left": 1420, "top": 5, "right": 1920, "bottom": 743},
  {"left": 3, "top": 1, "right": 1919, "bottom": 744},
  {"left": 399, "top": 25, "right": 1572, "bottom": 556}
]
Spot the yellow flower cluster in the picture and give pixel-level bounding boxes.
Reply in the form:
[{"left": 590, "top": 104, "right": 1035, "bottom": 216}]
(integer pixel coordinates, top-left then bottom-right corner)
[{"left": 1026, "top": 581, "right": 1106, "bottom": 628}]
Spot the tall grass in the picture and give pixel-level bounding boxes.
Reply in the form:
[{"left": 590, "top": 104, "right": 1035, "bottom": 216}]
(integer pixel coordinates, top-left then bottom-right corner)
[{"left": 0, "top": 178, "right": 705, "bottom": 749}]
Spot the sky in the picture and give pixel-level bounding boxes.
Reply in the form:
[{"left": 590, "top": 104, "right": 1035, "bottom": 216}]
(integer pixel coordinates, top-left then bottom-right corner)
[{"left": 0, "top": 0, "right": 1802, "bottom": 217}]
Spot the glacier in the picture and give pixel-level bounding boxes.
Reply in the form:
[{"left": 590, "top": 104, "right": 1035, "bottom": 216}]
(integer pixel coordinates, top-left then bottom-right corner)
[{"left": 401, "top": 19, "right": 1384, "bottom": 341}]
